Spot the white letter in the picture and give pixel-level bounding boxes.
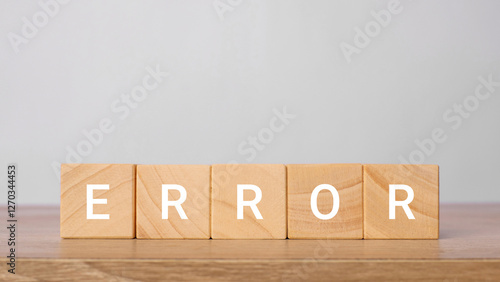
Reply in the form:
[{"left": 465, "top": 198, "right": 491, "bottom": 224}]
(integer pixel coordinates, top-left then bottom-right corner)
[
  {"left": 162, "top": 184, "right": 188, "bottom": 219},
  {"left": 310, "top": 184, "right": 340, "bottom": 220},
  {"left": 237, "top": 184, "right": 263, "bottom": 219},
  {"left": 389, "top": 184, "right": 415, "bottom": 219},
  {"left": 87, "top": 184, "right": 109, "bottom": 219}
]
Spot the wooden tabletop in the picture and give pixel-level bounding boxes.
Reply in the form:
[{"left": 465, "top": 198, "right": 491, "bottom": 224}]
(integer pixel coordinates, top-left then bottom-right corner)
[{"left": 1, "top": 204, "right": 500, "bottom": 281}]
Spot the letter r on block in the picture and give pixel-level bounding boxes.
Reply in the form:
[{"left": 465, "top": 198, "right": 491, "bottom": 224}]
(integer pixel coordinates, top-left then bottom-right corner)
[
  {"left": 237, "top": 184, "right": 263, "bottom": 220},
  {"left": 162, "top": 184, "right": 188, "bottom": 219},
  {"left": 389, "top": 184, "right": 415, "bottom": 220}
]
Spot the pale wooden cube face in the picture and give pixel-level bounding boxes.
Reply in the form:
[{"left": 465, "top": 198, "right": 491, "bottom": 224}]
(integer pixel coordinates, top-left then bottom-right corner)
[
  {"left": 287, "top": 164, "right": 363, "bottom": 239},
  {"left": 211, "top": 164, "right": 286, "bottom": 239},
  {"left": 136, "top": 165, "right": 210, "bottom": 239},
  {"left": 60, "top": 163, "right": 439, "bottom": 240},
  {"left": 363, "top": 164, "right": 439, "bottom": 239},
  {"left": 60, "top": 164, "right": 136, "bottom": 238}
]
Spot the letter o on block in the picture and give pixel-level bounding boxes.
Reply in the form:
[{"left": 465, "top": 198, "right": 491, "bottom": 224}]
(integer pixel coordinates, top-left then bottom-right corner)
[
  {"left": 287, "top": 164, "right": 363, "bottom": 239},
  {"left": 310, "top": 184, "right": 340, "bottom": 220}
]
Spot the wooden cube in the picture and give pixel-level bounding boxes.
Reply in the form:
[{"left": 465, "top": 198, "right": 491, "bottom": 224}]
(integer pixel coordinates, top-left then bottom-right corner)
[
  {"left": 60, "top": 163, "right": 136, "bottom": 238},
  {"left": 136, "top": 165, "right": 210, "bottom": 239},
  {"left": 211, "top": 164, "right": 286, "bottom": 239},
  {"left": 287, "top": 164, "right": 363, "bottom": 239},
  {"left": 363, "top": 164, "right": 439, "bottom": 239}
]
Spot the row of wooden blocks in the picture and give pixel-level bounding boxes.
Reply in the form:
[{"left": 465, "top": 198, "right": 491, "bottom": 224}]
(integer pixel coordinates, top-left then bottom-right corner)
[{"left": 60, "top": 163, "right": 439, "bottom": 239}]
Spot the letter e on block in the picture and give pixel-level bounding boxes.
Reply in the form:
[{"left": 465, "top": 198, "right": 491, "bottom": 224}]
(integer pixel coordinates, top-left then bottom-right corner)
[{"left": 60, "top": 164, "right": 136, "bottom": 238}]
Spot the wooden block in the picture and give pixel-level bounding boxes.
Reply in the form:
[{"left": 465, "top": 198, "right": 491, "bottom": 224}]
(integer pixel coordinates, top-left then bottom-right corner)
[
  {"left": 363, "top": 164, "right": 439, "bottom": 239},
  {"left": 136, "top": 165, "right": 210, "bottom": 239},
  {"left": 211, "top": 164, "right": 286, "bottom": 239},
  {"left": 287, "top": 164, "right": 363, "bottom": 239},
  {"left": 60, "top": 164, "right": 136, "bottom": 238}
]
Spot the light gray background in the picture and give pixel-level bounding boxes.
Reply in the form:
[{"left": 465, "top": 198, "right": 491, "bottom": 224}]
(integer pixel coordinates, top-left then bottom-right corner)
[{"left": 1, "top": 0, "right": 499, "bottom": 205}]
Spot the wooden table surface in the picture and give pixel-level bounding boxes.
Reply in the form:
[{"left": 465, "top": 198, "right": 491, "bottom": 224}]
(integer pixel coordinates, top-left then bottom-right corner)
[{"left": 1, "top": 204, "right": 500, "bottom": 281}]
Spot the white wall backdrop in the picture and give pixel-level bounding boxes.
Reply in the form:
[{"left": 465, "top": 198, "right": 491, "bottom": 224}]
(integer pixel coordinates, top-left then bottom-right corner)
[{"left": 1, "top": 0, "right": 499, "bottom": 205}]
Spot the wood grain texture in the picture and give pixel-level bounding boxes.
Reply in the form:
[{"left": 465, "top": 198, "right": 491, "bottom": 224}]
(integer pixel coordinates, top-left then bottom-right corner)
[
  {"left": 60, "top": 163, "right": 136, "bottom": 238},
  {"left": 136, "top": 165, "right": 210, "bottom": 239},
  {"left": 1, "top": 204, "right": 499, "bottom": 260},
  {"left": 287, "top": 164, "right": 363, "bottom": 239},
  {"left": 363, "top": 164, "right": 439, "bottom": 239},
  {"left": 3, "top": 259, "right": 500, "bottom": 281},
  {"left": 211, "top": 164, "right": 286, "bottom": 239},
  {"left": 1, "top": 204, "right": 500, "bottom": 280}
]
